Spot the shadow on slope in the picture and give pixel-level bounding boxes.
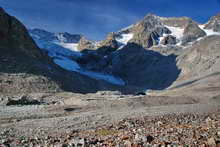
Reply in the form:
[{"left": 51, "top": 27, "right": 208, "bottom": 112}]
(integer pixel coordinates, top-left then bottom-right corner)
[
  {"left": 76, "top": 43, "right": 181, "bottom": 92},
  {"left": 110, "top": 43, "right": 181, "bottom": 90},
  {"left": 0, "top": 51, "right": 111, "bottom": 95}
]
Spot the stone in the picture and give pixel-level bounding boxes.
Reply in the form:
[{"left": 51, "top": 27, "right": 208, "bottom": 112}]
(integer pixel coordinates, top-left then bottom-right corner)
[
  {"left": 124, "top": 140, "right": 132, "bottom": 147},
  {"left": 217, "top": 131, "right": 220, "bottom": 137},
  {"left": 206, "top": 137, "right": 216, "bottom": 147}
]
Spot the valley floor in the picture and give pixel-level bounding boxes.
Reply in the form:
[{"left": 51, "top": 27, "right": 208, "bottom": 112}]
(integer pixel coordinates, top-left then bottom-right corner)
[{"left": 0, "top": 90, "right": 220, "bottom": 146}]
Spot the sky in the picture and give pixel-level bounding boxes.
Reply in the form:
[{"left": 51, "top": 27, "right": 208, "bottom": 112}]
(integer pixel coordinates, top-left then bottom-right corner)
[{"left": 0, "top": 0, "right": 220, "bottom": 40}]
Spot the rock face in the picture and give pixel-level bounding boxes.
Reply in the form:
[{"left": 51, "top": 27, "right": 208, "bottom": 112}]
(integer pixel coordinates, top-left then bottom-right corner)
[
  {"left": 29, "top": 28, "right": 83, "bottom": 43},
  {"left": 97, "top": 33, "right": 118, "bottom": 50},
  {"left": 181, "top": 22, "right": 206, "bottom": 45},
  {"left": 77, "top": 37, "right": 96, "bottom": 51},
  {"left": 129, "top": 14, "right": 171, "bottom": 48},
  {"left": 0, "top": 7, "right": 42, "bottom": 58},
  {"left": 177, "top": 35, "right": 220, "bottom": 80},
  {"left": 204, "top": 13, "right": 220, "bottom": 32},
  {"left": 105, "top": 43, "right": 180, "bottom": 88},
  {"left": 0, "top": 8, "right": 123, "bottom": 95},
  {"left": 161, "top": 35, "right": 177, "bottom": 45}
]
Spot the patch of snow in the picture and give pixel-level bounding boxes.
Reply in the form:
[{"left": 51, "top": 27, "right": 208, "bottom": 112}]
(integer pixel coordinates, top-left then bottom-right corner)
[
  {"left": 54, "top": 57, "right": 125, "bottom": 86},
  {"left": 54, "top": 42, "right": 78, "bottom": 51},
  {"left": 199, "top": 25, "right": 220, "bottom": 36},
  {"left": 165, "top": 26, "right": 184, "bottom": 39},
  {"left": 116, "top": 33, "right": 133, "bottom": 45},
  {"left": 34, "top": 39, "right": 82, "bottom": 58}
]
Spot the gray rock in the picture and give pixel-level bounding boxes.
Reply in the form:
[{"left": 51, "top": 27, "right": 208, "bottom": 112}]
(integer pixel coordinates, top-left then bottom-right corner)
[
  {"left": 77, "top": 37, "right": 96, "bottom": 51},
  {"left": 204, "top": 13, "right": 220, "bottom": 32},
  {"left": 181, "top": 22, "right": 206, "bottom": 45}
]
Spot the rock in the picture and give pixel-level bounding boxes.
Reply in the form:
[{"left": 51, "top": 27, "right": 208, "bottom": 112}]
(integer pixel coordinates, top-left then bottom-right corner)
[
  {"left": 161, "top": 35, "right": 177, "bottom": 45},
  {"left": 77, "top": 37, "right": 96, "bottom": 51},
  {"left": 134, "top": 134, "right": 142, "bottom": 142},
  {"left": 206, "top": 137, "right": 216, "bottom": 147},
  {"left": 205, "top": 117, "right": 212, "bottom": 124},
  {"left": 146, "top": 135, "right": 154, "bottom": 143},
  {"left": 181, "top": 21, "right": 206, "bottom": 45},
  {"left": 97, "top": 33, "right": 119, "bottom": 50},
  {"left": 129, "top": 14, "right": 172, "bottom": 48},
  {"left": 204, "top": 13, "right": 220, "bottom": 32},
  {"left": 121, "top": 135, "right": 130, "bottom": 140},
  {"left": 217, "top": 131, "right": 220, "bottom": 137},
  {"left": 0, "top": 7, "right": 42, "bottom": 58},
  {"left": 124, "top": 140, "right": 132, "bottom": 147},
  {"left": 6, "top": 96, "right": 41, "bottom": 106}
]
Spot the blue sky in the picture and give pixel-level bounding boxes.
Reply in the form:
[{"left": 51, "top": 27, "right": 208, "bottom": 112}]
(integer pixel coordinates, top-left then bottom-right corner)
[{"left": 1, "top": 0, "right": 220, "bottom": 40}]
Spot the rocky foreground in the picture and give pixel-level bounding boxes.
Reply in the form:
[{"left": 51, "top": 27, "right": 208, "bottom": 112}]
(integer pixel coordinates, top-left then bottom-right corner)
[{"left": 1, "top": 111, "right": 220, "bottom": 147}]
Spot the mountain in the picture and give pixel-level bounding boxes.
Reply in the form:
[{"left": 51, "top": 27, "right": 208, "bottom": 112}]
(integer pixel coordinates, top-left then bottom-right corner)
[
  {"left": 0, "top": 7, "right": 131, "bottom": 96},
  {"left": 204, "top": 13, "right": 220, "bottom": 32},
  {"left": 69, "top": 13, "right": 220, "bottom": 91},
  {"left": 27, "top": 12, "right": 220, "bottom": 93}
]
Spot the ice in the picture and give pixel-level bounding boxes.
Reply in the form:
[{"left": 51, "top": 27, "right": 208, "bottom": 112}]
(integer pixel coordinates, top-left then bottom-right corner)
[
  {"left": 54, "top": 42, "right": 79, "bottom": 51},
  {"left": 54, "top": 57, "right": 125, "bottom": 86},
  {"left": 33, "top": 39, "right": 82, "bottom": 58},
  {"left": 54, "top": 57, "right": 80, "bottom": 71}
]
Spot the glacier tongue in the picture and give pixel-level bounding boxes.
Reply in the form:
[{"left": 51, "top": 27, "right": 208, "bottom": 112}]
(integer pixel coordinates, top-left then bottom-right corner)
[
  {"left": 54, "top": 57, "right": 125, "bottom": 86},
  {"left": 30, "top": 30, "right": 125, "bottom": 86}
]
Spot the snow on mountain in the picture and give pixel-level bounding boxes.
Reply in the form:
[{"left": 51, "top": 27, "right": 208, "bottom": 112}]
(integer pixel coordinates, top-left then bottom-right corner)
[
  {"left": 199, "top": 25, "right": 220, "bottom": 36},
  {"left": 29, "top": 28, "right": 125, "bottom": 85},
  {"left": 116, "top": 33, "right": 134, "bottom": 45},
  {"left": 165, "top": 26, "right": 184, "bottom": 39}
]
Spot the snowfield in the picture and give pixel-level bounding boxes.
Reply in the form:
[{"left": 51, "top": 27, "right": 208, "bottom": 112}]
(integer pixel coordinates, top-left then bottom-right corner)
[{"left": 116, "top": 33, "right": 133, "bottom": 45}]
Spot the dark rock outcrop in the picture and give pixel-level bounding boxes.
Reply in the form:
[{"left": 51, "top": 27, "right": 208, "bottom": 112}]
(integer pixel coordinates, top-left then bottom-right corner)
[
  {"left": 104, "top": 43, "right": 181, "bottom": 89},
  {"left": 0, "top": 7, "right": 42, "bottom": 58},
  {"left": 161, "top": 35, "right": 177, "bottom": 45}
]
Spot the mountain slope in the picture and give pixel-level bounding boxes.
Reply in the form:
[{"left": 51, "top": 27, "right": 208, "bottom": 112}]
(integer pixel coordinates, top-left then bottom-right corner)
[
  {"left": 0, "top": 8, "right": 131, "bottom": 96},
  {"left": 25, "top": 11, "right": 220, "bottom": 93}
]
